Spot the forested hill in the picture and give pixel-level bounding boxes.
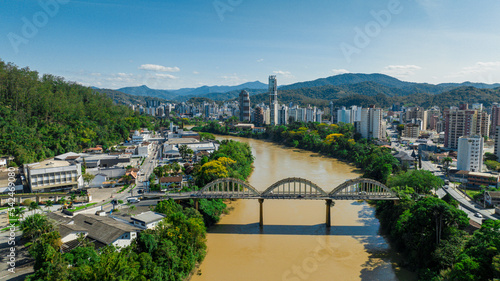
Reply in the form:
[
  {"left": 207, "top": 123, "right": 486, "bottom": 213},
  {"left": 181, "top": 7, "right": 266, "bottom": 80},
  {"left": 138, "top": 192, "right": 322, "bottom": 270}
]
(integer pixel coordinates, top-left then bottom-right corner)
[
  {"left": 0, "top": 61, "right": 152, "bottom": 166},
  {"left": 249, "top": 85, "right": 500, "bottom": 108}
]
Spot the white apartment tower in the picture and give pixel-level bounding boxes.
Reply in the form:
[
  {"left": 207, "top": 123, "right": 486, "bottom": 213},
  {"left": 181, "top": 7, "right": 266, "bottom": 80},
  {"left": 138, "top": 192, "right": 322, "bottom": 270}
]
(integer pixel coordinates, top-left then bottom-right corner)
[
  {"left": 359, "top": 107, "right": 385, "bottom": 139},
  {"left": 269, "top": 75, "right": 278, "bottom": 125},
  {"left": 457, "top": 135, "right": 484, "bottom": 172}
]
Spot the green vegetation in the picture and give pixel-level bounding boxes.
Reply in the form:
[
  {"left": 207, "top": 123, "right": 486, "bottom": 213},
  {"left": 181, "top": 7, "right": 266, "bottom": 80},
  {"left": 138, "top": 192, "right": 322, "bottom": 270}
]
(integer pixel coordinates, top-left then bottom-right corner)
[
  {"left": 67, "top": 202, "right": 97, "bottom": 212},
  {"left": 24, "top": 202, "right": 207, "bottom": 281},
  {"left": 377, "top": 170, "right": 500, "bottom": 280},
  {"left": 23, "top": 138, "right": 253, "bottom": 279},
  {"left": 485, "top": 160, "right": 500, "bottom": 172},
  {"left": 0, "top": 60, "right": 153, "bottom": 165},
  {"left": 198, "top": 121, "right": 398, "bottom": 183}
]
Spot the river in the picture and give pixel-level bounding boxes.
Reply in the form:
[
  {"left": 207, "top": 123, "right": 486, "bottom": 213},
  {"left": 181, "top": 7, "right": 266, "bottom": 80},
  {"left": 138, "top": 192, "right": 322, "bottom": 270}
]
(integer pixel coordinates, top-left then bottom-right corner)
[{"left": 191, "top": 136, "right": 415, "bottom": 281}]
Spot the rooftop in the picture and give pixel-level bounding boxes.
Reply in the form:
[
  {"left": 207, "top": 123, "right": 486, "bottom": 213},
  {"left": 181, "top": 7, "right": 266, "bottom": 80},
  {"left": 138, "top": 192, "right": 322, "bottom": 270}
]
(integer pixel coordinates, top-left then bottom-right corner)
[
  {"left": 72, "top": 214, "right": 141, "bottom": 245},
  {"left": 131, "top": 211, "right": 165, "bottom": 224},
  {"left": 27, "top": 160, "right": 73, "bottom": 170}
]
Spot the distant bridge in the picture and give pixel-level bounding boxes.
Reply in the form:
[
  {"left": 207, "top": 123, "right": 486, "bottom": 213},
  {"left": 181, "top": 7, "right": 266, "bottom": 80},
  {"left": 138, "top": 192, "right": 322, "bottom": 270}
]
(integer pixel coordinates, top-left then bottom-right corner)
[{"left": 144, "top": 177, "right": 398, "bottom": 227}]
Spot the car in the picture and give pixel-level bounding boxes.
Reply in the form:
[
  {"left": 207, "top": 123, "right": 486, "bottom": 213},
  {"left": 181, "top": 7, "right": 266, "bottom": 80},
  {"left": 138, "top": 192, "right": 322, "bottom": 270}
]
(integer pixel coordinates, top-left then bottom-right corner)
[
  {"left": 474, "top": 212, "right": 483, "bottom": 218},
  {"left": 297, "top": 195, "right": 304, "bottom": 198},
  {"left": 443, "top": 185, "right": 449, "bottom": 189}
]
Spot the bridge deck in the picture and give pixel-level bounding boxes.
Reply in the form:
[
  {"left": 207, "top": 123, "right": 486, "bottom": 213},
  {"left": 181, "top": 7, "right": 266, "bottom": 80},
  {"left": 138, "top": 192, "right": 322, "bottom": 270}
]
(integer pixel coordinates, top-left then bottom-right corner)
[{"left": 144, "top": 177, "right": 399, "bottom": 201}]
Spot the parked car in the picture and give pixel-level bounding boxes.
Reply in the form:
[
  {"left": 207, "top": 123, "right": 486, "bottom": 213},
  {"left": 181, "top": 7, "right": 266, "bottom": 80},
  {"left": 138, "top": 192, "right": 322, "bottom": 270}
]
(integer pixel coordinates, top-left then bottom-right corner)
[{"left": 475, "top": 212, "right": 483, "bottom": 218}]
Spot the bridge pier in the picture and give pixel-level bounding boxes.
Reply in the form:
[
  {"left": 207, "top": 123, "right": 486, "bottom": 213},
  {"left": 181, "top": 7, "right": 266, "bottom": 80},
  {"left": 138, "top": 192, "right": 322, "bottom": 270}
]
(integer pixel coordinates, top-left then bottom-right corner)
[
  {"left": 325, "top": 199, "right": 333, "bottom": 227},
  {"left": 258, "top": 198, "right": 264, "bottom": 227},
  {"left": 194, "top": 199, "right": 199, "bottom": 211}
]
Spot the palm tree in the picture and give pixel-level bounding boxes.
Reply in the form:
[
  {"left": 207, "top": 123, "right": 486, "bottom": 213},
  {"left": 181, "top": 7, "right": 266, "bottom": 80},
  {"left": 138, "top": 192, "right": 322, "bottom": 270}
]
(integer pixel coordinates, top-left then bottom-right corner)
[
  {"left": 28, "top": 202, "right": 40, "bottom": 215},
  {"left": 21, "top": 213, "right": 55, "bottom": 240},
  {"left": 442, "top": 157, "right": 453, "bottom": 176},
  {"left": 58, "top": 197, "right": 66, "bottom": 207},
  {"left": 45, "top": 200, "right": 53, "bottom": 212},
  {"left": 79, "top": 190, "right": 87, "bottom": 202},
  {"left": 69, "top": 193, "right": 77, "bottom": 207},
  {"left": 12, "top": 206, "right": 24, "bottom": 220}
]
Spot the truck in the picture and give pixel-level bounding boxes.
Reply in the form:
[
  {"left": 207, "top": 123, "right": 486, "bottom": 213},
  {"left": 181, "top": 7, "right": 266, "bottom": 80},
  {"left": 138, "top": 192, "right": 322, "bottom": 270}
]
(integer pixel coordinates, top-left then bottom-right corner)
[{"left": 127, "top": 197, "right": 140, "bottom": 203}]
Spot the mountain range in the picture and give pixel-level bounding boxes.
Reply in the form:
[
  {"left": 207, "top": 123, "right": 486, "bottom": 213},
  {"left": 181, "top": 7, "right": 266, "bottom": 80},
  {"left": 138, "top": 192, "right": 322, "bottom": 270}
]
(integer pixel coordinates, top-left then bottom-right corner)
[{"left": 94, "top": 73, "right": 500, "bottom": 108}]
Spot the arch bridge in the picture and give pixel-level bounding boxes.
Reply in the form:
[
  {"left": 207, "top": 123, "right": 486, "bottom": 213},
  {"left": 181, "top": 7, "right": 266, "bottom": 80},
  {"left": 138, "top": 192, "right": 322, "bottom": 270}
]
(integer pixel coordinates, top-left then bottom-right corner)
[{"left": 157, "top": 177, "right": 398, "bottom": 227}]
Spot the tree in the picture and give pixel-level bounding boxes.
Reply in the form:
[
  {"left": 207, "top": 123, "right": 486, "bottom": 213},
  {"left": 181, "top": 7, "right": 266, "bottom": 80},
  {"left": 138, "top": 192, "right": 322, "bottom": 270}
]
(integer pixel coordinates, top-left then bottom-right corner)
[
  {"left": 82, "top": 173, "right": 95, "bottom": 187},
  {"left": 178, "top": 145, "right": 194, "bottom": 161},
  {"left": 28, "top": 201, "right": 40, "bottom": 215},
  {"left": 44, "top": 200, "right": 53, "bottom": 212},
  {"left": 442, "top": 157, "right": 453, "bottom": 176},
  {"left": 21, "top": 213, "right": 55, "bottom": 240},
  {"left": 69, "top": 193, "right": 77, "bottom": 206},
  {"left": 396, "top": 124, "right": 405, "bottom": 136},
  {"left": 387, "top": 169, "right": 444, "bottom": 194},
  {"left": 12, "top": 206, "right": 24, "bottom": 219}
]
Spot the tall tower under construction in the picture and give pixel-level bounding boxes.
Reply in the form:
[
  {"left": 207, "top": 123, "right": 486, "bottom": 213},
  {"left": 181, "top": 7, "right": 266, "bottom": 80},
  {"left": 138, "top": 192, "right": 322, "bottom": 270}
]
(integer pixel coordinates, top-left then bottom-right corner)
[
  {"left": 269, "top": 75, "right": 278, "bottom": 125},
  {"left": 239, "top": 90, "right": 251, "bottom": 122}
]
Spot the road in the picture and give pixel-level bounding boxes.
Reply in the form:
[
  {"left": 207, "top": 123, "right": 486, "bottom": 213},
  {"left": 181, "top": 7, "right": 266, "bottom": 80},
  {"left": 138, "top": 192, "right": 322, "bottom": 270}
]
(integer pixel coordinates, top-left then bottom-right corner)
[{"left": 387, "top": 127, "right": 497, "bottom": 224}]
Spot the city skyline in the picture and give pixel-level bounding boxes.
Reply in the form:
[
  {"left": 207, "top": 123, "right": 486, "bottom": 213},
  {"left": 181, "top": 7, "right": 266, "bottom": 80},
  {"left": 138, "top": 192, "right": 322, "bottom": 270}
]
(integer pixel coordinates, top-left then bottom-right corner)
[{"left": 1, "top": 0, "right": 500, "bottom": 90}]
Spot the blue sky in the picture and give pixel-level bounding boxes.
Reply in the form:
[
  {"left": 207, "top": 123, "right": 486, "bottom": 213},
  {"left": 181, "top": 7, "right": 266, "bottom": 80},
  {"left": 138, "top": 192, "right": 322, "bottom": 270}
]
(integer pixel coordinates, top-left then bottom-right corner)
[{"left": 1, "top": 0, "right": 500, "bottom": 89}]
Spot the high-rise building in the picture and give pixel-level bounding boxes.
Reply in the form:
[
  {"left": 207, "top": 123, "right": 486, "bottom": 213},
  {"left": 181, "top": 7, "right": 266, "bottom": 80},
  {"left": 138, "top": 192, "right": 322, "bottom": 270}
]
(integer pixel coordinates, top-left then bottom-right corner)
[
  {"left": 457, "top": 135, "right": 483, "bottom": 172},
  {"left": 444, "top": 108, "right": 490, "bottom": 149},
  {"left": 491, "top": 103, "right": 500, "bottom": 136},
  {"left": 495, "top": 126, "right": 500, "bottom": 160},
  {"left": 476, "top": 111, "right": 490, "bottom": 137},
  {"left": 278, "top": 105, "right": 288, "bottom": 125},
  {"left": 403, "top": 107, "right": 427, "bottom": 131},
  {"left": 254, "top": 106, "right": 265, "bottom": 126},
  {"left": 305, "top": 106, "right": 316, "bottom": 123},
  {"left": 269, "top": 75, "right": 278, "bottom": 125},
  {"left": 359, "top": 107, "right": 385, "bottom": 139},
  {"left": 444, "top": 109, "right": 478, "bottom": 149},
  {"left": 404, "top": 123, "right": 420, "bottom": 138},
  {"left": 337, "top": 107, "right": 351, "bottom": 123},
  {"left": 239, "top": 90, "right": 251, "bottom": 122}
]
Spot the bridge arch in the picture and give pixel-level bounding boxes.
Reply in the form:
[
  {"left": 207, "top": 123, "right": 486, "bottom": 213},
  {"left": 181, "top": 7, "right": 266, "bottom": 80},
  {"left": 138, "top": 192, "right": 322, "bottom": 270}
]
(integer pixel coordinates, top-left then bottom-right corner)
[
  {"left": 197, "top": 178, "right": 261, "bottom": 198},
  {"left": 261, "top": 177, "right": 328, "bottom": 198},
  {"left": 329, "top": 178, "right": 397, "bottom": 199}
]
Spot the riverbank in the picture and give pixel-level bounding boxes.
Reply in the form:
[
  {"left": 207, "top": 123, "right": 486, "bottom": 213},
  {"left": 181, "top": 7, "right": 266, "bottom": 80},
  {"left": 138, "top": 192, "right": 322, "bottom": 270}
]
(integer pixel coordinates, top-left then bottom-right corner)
[{"left": 190, "top": 135, "right": 415, "bottom": 281}]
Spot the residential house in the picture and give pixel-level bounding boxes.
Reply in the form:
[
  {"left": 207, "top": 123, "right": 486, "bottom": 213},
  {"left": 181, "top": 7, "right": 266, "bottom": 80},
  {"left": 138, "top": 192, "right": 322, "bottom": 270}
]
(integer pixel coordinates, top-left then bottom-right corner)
[{"left": 131, "top": 211, "right": 165, "bottom": 229}]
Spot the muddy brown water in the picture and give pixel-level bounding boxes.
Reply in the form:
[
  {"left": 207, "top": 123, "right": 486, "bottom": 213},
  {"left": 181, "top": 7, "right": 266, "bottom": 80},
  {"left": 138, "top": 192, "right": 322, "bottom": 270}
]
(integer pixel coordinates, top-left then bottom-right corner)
[{"left": 191, "top": 136, "right": 415, "bottom": 281}]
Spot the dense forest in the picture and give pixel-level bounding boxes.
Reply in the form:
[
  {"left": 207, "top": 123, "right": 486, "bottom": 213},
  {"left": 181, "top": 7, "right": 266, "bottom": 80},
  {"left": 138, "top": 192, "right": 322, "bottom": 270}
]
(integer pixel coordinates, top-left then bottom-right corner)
[{"left": 0, "top": 60, "right": 153, "bottom": 165}]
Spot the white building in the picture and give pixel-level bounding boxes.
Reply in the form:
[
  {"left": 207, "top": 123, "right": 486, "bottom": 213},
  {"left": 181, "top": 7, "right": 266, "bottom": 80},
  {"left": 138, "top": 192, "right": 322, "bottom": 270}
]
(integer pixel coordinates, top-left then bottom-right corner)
[
  {"left": 131, "top": 211, "right": 165, "bottom": 229},
  {"left": 278, "top": 105, "right": 288, "bottom": 125},
  {"left": 269, "top": 75, "right": 278, "bottom": 125},
  {"left": 457, "top": 135, "right": 484, "bottom": 172},
  {"left": 359, "top": 107, "right": 385, "bottom": 139},
  {"left": 24, "top": 160, "right": 82, "bottom": 192},
  {"left": 337, "top": 107, "right": 351, "bottom": 123}
]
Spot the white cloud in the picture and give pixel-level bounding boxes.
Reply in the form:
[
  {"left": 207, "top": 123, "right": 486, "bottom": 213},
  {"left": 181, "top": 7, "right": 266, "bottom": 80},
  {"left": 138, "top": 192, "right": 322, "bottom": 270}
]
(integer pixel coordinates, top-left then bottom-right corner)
[
  {"left": 219, "top": 73, "right": 247, "bottom": 85},
  {"left": 331, "top": 69, "right": 349, "bottom": 75},
  {"left": 446, "top": 61, "right": 500, "bottom": 83},
  {"left": 193, "top": 71, "right": 200, "bottom": 75},
  {"left": 273, "top": 70, "right": 294, "bottom": 78},
  {"left": 155, "top": 73, "right": 178, "bottom": 79},
  {"left": 138, "top": 64, "right": 180, "bottom": 72},
  {"left": 256, "top": 59, "right": 264, "bottom": 63},
  {"left": 382, "top": 65, "right": 422, "bottom": 79}
]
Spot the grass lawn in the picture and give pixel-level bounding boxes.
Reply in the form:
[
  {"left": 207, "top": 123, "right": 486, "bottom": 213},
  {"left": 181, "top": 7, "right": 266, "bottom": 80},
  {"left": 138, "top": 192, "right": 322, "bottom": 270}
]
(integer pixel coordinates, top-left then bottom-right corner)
[
  {"left": 118, "top": 184, "right": 130, "bottom": 193},
  {"left": 465, "top": 190, "right": 481, "bottom": 199},
  {"left": 68, "top": 202, "right": 98, "bottom": 212}
]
